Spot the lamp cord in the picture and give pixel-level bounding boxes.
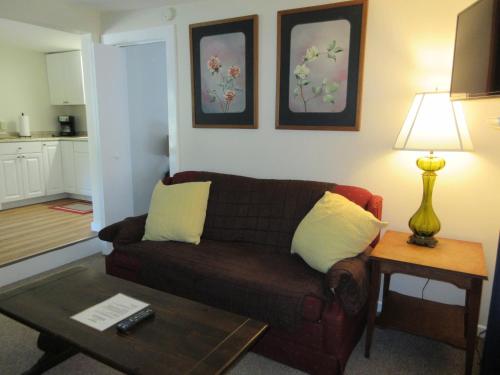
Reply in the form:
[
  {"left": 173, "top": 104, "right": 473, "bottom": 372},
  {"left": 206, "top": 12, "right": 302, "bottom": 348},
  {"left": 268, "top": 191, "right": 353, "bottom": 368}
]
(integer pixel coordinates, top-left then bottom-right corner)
[{"left": 421, "top": 278, "right": 430, "bottom": 299}]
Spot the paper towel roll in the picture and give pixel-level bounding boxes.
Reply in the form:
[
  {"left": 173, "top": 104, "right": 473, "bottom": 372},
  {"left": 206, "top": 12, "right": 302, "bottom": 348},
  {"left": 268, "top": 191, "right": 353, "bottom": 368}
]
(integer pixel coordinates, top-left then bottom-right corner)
[{"left": 19, "top": 113, "right": 31, "bottom": 137}]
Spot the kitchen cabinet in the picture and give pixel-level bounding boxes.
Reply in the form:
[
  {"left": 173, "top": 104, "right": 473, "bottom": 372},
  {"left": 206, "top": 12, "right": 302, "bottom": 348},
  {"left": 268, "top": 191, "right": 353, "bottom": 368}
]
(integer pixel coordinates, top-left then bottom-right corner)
[
  {"left": 59, "top": 141, "right": 90, "bottom": 196},
  {"left": 0, "top": 139, "right": 90, "bottom": 204},
  {"left": 74, "top": 142, "right": 91, "bottom": 196},
  {"left": 21, "top": 153, "right": 45, "bottom": 199},
  {"left": 42, "top": 142, "right": 64, "bottom": 195},
  {"left": 46, "top": 51, "right": 86, "bottom": 105},
  {"left": 61, "top": 141, "right": 76, "bottom": 193},
  {"left": 0, "top": 153, "right": 44, "bottom": 203},
  {"left": 0, "top": 155, "right": 24, "bottom": 202}
]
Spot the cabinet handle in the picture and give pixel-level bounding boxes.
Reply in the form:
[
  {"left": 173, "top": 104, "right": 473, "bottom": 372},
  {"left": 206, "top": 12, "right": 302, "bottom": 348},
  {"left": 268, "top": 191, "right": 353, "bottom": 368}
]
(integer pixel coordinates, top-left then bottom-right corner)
[
  {"left": 18, "top": 147, "right": 22, "bottom": 150},
  {"left": 63, "top": 101, "right": 69, "bottom": 104}
]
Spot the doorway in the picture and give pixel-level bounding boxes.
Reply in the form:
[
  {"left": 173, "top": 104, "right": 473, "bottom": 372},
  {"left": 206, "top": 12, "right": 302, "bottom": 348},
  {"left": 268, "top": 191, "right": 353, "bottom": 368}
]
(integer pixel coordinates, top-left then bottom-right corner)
[
  {"left": 0, "top": 18, "right": 96, "bottom": 267},
  {"left": 82, "top": 26, "right": 178, "bottom": 232}
]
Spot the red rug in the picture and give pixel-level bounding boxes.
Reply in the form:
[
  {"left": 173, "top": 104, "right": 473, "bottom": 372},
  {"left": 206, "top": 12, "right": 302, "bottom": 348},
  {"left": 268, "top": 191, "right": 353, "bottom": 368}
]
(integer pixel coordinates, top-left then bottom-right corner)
[{"left": 50, "top": 201, "right": 93, "bottom": 215}]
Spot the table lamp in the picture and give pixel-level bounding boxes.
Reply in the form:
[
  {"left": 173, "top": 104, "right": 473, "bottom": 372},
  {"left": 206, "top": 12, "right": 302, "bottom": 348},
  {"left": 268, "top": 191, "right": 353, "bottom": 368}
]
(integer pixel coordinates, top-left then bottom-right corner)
[{"left": 394, "top": 91, "right": 473, "bottom": 247}]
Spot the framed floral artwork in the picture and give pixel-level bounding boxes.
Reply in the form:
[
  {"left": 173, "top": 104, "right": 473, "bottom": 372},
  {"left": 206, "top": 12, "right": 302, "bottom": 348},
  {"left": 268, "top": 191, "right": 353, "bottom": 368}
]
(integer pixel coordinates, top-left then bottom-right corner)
[
  {"left": 190, "top": 15, "right": 258, "bottom": 128},
  {"left": 276, "top": 0, "right": 368, "bottom": 131}
]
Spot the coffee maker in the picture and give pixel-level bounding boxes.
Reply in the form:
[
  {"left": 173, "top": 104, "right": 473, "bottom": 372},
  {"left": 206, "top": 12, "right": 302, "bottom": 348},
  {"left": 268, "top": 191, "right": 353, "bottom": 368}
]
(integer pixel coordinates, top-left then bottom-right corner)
[{"left": 58, "top": 115, "right": 76, "bottom": 136}]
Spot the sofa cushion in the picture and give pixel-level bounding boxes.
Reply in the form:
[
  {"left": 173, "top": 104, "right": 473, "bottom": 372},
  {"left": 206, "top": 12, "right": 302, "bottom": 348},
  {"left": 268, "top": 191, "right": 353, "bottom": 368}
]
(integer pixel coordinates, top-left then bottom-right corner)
[
  {"left": 291, "top": 192, "right": 386, "bottom": 273},
  {"left": 115, "top": 239, "right": 329, "bottom": 329},
  {"left": 142, "top": 181, "right": 211, "bottom": 244},
  {"left": 168, "top": 171, "right": 339, "bottom": 254}
]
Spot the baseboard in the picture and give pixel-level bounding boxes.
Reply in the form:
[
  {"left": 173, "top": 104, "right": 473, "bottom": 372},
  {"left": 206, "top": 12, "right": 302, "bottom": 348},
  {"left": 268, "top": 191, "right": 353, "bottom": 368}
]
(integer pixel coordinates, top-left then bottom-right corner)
[
  {"left": 376, "top": 300, "right": 487, "bottom": 336},
  {"left": 1, "top": 193, "right": 69, "bottom": 210},
  {"left": 68, "top": 193, "right": 92, "bottom": 201},
  {"left": 0, "top": 193, "right": 92, "bottom": 211}
]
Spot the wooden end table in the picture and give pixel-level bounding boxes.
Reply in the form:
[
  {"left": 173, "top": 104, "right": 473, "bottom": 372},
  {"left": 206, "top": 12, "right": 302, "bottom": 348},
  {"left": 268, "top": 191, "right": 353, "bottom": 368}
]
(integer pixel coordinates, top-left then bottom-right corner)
[{"left": 364, "top": 230, "right": 488, "bottom": 375}]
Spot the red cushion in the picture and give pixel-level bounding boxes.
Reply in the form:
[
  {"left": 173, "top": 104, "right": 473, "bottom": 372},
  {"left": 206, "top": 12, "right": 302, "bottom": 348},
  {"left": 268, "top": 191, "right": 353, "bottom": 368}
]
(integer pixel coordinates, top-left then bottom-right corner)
[{"left": 334, "top": 184, "right": 373, "bottom": 209}]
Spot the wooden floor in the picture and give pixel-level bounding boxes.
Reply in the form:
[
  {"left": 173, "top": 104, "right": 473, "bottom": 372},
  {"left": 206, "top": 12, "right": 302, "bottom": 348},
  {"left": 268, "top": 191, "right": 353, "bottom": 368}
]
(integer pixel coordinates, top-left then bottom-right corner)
[{"left": 0, "top": 199, "right": 96, "bottom": 267}]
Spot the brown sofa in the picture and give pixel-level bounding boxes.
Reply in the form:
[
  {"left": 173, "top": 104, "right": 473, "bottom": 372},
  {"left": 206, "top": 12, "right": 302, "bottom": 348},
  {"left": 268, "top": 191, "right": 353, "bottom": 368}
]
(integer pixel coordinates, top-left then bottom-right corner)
[{"left": 99, "top": 171, "right": 383, "bottom": 375}]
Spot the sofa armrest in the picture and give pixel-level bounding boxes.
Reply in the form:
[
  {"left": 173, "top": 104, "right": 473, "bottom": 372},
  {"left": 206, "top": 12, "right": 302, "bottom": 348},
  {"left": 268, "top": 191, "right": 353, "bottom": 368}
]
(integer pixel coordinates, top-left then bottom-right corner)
[
  {"left": 98, "top": 214, "right": 148, "bottom": 245},
  {"left": 325, "top": 246, "right": 372, "bottom": 315}
]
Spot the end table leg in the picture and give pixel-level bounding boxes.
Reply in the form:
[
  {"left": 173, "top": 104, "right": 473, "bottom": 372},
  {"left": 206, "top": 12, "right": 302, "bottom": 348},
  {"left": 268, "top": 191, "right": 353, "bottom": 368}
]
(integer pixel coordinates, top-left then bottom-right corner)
[
  {"left": 464, "top": 279, "right": 482, "bottom": 375},
  {"left": 365, "top": 260, "right": 381, "bottom": 358},
  {"left": 383, "top": 273, "right": 391, "bottom": 299}
]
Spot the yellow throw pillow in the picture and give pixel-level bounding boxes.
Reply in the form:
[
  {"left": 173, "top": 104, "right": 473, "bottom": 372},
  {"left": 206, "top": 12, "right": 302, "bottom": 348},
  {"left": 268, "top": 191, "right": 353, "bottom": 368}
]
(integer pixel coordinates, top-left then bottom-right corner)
[
  {"left": 142, "top": 181, "right": 211, "bottom": 244},
  {"left": 291, "top": 192, "right": 387, "bottom": 273}
]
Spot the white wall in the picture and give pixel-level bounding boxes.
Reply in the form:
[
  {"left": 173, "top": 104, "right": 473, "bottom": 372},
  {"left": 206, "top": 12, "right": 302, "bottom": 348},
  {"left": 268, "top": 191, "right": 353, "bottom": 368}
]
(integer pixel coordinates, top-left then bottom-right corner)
[
  {"left": 0, "top": 0, "right": 100, "bottom": 38},
  {"left": 124, "top": 42, "right": 169, "bottom": 215},
  {"left": 0, "top": 42, "right": 59, "bottom": 133},
  {"left": 101, "top": 0, "right": 500, "bottom": 326}
]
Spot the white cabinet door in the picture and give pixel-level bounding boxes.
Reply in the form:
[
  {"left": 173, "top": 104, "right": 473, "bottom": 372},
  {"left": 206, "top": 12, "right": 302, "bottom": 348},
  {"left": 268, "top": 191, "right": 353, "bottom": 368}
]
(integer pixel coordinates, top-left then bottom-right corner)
[
  {"left": 74, "top": 151, "right": 91, "bottom": 196},
  {"left": 61, "top": 141, "right": 76, "bottom": 193},
  {"left": 0, "top": 155, "right": 24, "bottom": 203},
  {"left": 20, "top": 153, "right": 45, "bottom": 199},
  {"left": 46, "top": 51, "right": 86, "bottom": 105},
  {"left": 65, "top": 51, "right": 86, "bottom": 105},
  {"left": 42, "top": 142, "right": 64, "bottom": 195},
  {"left": 46, "top": 53, "right": 67, "bottom": 105}
]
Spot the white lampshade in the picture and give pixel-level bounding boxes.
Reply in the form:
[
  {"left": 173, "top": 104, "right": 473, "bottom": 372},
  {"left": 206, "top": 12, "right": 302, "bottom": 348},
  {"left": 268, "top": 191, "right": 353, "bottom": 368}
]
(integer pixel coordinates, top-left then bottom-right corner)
[{"left": 394, "top": 92, "right": 473, "bottom": 151}]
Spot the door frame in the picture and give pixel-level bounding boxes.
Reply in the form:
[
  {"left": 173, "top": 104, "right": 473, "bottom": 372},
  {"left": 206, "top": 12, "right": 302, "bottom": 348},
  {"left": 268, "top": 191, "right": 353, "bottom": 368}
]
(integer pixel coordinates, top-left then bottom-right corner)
[
  {"left": 102, "top": 26, "right": 179, "bottom": 176},
  {"left": 81, "top": 25, "right": 179, "bottom": 232}
]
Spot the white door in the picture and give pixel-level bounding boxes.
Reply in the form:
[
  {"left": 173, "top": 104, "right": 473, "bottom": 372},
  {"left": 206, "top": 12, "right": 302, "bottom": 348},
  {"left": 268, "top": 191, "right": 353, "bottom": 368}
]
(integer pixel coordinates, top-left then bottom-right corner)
[
  {"left": 0, "top": 155, "right": 24, "bottom": 202},
  {"left": 81, "top": 38, "right": 134, "bottom": 230},
  {"left": 124, "top": 42, "right": 169, "bottom": 215},
  {"left": 21, "top": 153, "right": 45, "bottom": 199},
  {"left": 42, "top": 142, "right": 64, "bottom": 195},
  {"left": 61, "top": 141, "right": 76, "bottom": 193}
]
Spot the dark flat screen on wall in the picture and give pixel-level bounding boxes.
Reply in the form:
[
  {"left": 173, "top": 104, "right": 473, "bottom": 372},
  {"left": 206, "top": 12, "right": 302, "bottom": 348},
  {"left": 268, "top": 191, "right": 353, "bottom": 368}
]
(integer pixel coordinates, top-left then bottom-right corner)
[{"left": 451, "top": 0, "right": 500, "bottom": 99}]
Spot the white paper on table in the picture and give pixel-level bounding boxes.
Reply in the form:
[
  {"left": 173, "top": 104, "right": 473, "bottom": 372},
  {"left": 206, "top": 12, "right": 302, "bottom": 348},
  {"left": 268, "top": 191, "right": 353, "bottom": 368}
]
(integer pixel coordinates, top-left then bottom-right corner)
[{"left": 71, "top": 293, "right": 149, "bottom": 331}]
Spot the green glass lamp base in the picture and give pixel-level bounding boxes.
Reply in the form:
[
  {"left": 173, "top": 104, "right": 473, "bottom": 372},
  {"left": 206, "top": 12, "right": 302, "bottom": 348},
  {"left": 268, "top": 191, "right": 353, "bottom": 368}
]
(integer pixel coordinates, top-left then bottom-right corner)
[
  {"left": 408, "top": 233, "right": 438, "bottom": 248},
  {"left": 408, "top": 153, "right": 446, "bottom": 248}
]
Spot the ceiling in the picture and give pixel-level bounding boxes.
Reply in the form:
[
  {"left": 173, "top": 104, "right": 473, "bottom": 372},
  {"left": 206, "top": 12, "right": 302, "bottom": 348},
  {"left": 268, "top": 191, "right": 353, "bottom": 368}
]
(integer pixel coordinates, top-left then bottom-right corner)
[
  {"left": 0, "top": 18, "right": 81, "bottom": 53},
  {"left": 65, "top": 0, "right": 201, "bottom": 12}
]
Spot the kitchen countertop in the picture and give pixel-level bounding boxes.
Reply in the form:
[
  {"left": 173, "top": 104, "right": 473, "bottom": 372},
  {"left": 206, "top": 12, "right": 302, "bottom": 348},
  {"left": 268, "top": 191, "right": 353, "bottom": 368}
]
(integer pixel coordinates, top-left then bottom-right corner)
[{"left": 0, "top": 136, "right": 88, "bottom": 143}]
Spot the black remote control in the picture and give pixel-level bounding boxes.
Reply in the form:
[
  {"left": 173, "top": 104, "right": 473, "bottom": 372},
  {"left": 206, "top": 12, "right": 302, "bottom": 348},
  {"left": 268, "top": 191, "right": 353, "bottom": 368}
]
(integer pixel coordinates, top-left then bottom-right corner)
[{"left": 116, "top": 307, "right": 155, "bottom": 333}]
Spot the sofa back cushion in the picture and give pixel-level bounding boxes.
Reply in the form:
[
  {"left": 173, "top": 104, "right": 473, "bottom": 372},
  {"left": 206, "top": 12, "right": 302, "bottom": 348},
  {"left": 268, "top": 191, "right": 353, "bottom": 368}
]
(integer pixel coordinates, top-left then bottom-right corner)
[{"left": 168, "top": 171, "right": 374, "bottom": 254}]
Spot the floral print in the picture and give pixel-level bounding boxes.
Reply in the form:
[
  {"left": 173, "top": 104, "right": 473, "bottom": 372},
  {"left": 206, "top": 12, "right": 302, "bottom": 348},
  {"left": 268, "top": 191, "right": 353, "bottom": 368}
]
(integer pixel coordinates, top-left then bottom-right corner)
[
  {"left": 294, "top": 64, "right": 310, "bottom": 80},
  {"left": 293, "top": 40, "right": 343, "bottom": 112},
  {"left": 224, "top": 89, "right": 236, "bottom": 102},
  {"left": 304, "top": 46, "right": 320, "bottom": 62},
  {"left": 227, "top": 65, "right": 241, "bottom": 78},
  {"left": 207, "top": 56, "right": 221, "bottom": 74},
  {"left": 205, "top": 56, "right": 242, "bottom": 112}
]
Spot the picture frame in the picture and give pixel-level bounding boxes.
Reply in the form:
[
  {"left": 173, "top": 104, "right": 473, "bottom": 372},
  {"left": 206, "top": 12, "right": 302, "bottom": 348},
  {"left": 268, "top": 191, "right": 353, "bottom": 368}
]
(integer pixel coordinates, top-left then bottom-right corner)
[
  {"left": 276, "top": 0, "right": 368, "bottom": 131},
  {"left": 190, "top": 15, "right": 258, "bottom": 129}
]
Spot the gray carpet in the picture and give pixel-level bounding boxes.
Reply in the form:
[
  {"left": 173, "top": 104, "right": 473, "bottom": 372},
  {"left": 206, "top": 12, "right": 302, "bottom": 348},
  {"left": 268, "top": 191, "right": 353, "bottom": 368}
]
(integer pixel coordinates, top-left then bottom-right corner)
[{"left": 0, "top": 254, "right": 481, "bottom": 375}]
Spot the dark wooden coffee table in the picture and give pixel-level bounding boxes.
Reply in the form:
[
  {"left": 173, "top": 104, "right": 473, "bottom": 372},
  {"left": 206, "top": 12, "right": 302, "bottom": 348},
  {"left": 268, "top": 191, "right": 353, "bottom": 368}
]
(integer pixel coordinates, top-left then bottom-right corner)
[{"left": 0, "top": 266, "right": 267, "bottom": 374}]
